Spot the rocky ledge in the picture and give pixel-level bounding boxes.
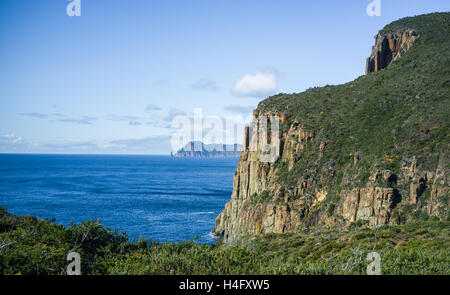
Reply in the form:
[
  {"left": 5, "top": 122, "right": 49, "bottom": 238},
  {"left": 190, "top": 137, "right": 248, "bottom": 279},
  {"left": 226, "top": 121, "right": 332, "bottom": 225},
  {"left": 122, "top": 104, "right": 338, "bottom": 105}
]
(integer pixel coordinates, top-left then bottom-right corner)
[{"left": 366, "top": 29, "right": 418, "bottom": 74}]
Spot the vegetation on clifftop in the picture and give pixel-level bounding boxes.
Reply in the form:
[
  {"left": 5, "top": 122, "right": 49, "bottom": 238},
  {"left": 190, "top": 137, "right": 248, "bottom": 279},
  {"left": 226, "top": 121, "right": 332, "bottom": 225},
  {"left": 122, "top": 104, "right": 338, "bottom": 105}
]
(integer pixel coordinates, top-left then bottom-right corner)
[{"left": 256, "top": 12, "right": 449, "bottom": 223}]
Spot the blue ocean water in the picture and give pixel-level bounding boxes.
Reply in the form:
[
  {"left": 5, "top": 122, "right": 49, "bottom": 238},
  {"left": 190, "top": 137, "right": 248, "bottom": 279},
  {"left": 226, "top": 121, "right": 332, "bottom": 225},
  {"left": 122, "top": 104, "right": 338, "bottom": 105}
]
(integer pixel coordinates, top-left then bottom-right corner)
[{"left": 0, "top": 154, "right": 238, "bottom": 244}]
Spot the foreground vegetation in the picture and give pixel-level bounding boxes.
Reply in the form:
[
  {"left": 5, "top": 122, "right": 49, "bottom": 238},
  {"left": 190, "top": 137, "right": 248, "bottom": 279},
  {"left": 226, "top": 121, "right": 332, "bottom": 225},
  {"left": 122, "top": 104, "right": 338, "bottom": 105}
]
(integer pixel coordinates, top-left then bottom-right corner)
[{"left": 0, "top": 207, "right": 448, "bottom": 275}]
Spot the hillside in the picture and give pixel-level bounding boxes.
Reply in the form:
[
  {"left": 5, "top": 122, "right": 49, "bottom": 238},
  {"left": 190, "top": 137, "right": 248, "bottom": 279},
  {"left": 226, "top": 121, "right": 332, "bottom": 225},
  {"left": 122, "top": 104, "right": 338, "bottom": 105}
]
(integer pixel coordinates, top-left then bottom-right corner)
[{"left": 213, "top": 12, "right": 450, "bottom": 244}]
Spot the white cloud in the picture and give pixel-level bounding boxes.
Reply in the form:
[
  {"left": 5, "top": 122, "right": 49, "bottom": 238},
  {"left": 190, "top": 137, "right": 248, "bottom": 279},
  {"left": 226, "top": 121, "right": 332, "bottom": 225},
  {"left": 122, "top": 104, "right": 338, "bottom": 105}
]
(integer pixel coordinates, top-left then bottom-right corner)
[
  {"left": 145, "top": 104, "right": 161, "bottom": 112},
  {"left": 12, "top": 136, "right": 22, "bottom": 144},
  {"left": 108, "top": 136, "right": 172, "bottom": 153},
  {"left": 0, "top": 133, "right": 24, "bottom": 148},
  {"left": 145, "top": 108, "right": 188, "bottom": 129},
  {"left": 1, "top": 133, "right": 22, "bottom": 144},
  {"left": 17, "top": 112, "right": 48, "bottom": 119},
  {"left": 17, "top": 112, "right": 98, "bottom": 125},
  {"left": 163, "top": 108, "right": 187, "bottom": 122},
  {"left": 232, "top": 71, "right": 277, "bottom": 97},
  {"left": 42, "top": 141, "right": 98, "bottom": 149},
  {"left": 57, "top": 116, "right": 97, "bottom": 125},
  {"left": 105, "top": 114, "right": 141, "bottom": 121}
]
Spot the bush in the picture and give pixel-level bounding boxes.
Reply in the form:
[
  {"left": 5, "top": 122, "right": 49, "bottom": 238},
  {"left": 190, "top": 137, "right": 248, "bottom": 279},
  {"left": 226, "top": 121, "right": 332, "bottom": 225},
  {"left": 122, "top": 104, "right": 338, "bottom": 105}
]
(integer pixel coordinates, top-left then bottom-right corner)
[{"left": 1, "top": 206, "right": 448, "bottom": 275}]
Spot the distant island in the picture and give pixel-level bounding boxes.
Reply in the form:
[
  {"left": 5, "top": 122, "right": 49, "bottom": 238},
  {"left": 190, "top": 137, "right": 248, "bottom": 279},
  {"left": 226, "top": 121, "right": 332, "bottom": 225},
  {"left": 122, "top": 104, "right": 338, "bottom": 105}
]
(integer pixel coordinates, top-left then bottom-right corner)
[{"left": 172, "top": 141, "right": 242, "bottom": 158}]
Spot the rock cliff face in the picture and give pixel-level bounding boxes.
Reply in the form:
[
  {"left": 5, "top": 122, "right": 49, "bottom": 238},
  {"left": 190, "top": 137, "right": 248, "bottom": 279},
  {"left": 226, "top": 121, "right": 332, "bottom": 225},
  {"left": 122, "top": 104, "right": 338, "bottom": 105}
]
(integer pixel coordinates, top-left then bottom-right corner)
[
  {"left": 213, "top": 111, "right": 449, "bottom": 244},
  {"left": 338, "top": 157, "right": 448, "bottom": 227},
  {"left": 366, "top": 30, "right": 418, "bottom": 74},
  {"left": 214, "top": 111, "right": 314, "bottom": 243},
  {"left": 213, "top": 18, "right": 449, "bottom": 244}
]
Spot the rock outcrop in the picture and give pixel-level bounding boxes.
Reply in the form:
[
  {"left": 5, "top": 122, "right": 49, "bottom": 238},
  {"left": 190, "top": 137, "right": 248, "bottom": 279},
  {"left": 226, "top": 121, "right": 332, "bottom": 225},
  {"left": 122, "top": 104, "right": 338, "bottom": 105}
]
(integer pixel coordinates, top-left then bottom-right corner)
[
  {"left": 213, "top": 17, "right": 449, "bottom": 245},
  {"left": 213, "top": 111, "right": 449, "bottom": 244},
  {"left": 366, "top": 30, "right": 418, "bottom": 74},
  {"left": 173, "top": 141, "right": 242, "bottom": 158},
  {"left": 339, "top": 187, "right": 399, "bottom": 226},
  {"left": 213, "top": 112, "right": 316, "bottom": 244}
]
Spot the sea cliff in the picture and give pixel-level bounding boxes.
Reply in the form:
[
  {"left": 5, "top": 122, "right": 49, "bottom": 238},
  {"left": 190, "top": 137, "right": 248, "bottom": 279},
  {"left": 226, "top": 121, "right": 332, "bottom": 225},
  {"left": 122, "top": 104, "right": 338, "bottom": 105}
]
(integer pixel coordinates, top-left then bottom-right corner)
[{"left": 214, "top": 13, "right": 450, "bottom": 244}]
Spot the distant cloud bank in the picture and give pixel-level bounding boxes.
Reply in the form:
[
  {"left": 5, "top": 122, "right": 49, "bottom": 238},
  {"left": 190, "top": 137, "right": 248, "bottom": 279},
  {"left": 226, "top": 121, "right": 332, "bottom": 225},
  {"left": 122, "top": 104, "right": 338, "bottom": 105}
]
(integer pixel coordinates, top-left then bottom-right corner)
[
  {"left": 1, "top": 133, "right": 22, "bottom": 144},
  {"left": 17, "top": 113, "right": 48, "bottom": 119},
  {"left": 58, "top": 116, "right": 97, "bottom": 125}
]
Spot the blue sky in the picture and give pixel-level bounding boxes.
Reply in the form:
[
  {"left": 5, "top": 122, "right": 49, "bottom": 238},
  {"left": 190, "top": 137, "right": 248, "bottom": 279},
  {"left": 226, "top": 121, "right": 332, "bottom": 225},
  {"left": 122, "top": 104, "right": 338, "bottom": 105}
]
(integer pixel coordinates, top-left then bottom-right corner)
[{"left": 0, "top": 0, "right": 449, "bottom": 154}]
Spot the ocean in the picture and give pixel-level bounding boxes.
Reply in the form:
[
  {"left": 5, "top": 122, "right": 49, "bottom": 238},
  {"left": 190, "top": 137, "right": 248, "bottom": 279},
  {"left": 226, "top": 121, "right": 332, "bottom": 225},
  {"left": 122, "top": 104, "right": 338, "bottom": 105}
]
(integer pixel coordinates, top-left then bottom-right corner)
[{"left": 0, "top": 154, "right": 238, "bottom": 244}]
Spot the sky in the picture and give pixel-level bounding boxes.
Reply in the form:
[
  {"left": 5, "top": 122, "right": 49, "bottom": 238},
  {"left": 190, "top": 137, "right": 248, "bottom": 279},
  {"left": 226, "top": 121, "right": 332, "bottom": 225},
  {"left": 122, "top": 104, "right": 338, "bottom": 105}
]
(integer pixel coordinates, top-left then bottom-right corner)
[{"left": 0, "top": 0, "right": 449, "bottom": 154}]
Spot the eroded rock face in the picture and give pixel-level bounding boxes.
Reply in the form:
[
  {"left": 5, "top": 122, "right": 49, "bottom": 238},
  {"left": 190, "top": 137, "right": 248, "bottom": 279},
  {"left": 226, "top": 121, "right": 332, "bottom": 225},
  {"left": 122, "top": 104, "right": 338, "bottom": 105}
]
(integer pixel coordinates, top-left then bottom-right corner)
[
  {"left": 366, "top": 30, "right": 418, "bottom": 74},
  {"left": 213, "top": 110, "right": 448, "bottom": 244},
  {"left": 339, "top": 187, "right": 400, "bottom": 227},
  {"left": 212, "top": 27, "right": 450, "bottom": 243},
  {"left": 213, "top": 113, "right": 316, "bottom": 244}
]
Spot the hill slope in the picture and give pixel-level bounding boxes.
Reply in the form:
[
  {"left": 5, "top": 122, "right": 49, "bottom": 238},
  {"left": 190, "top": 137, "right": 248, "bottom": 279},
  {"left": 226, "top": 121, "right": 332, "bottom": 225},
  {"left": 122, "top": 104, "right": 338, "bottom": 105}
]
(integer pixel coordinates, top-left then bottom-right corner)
[{"left": 213, "top": 12, "right": 450, "bottom": 244}]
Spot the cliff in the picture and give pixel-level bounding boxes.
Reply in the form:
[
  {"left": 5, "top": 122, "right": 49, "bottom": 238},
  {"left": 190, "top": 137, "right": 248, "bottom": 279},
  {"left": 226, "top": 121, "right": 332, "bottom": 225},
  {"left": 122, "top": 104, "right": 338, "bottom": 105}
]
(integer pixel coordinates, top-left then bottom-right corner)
[
  {"left": 173, "top": 141, "right": 242, "bottom": 158},
  {"left": 214, "top": 13, "right": 450, "bottom": 244},
  {"left": 366, "top": 29, "right": 418, "bottom": 74}
]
